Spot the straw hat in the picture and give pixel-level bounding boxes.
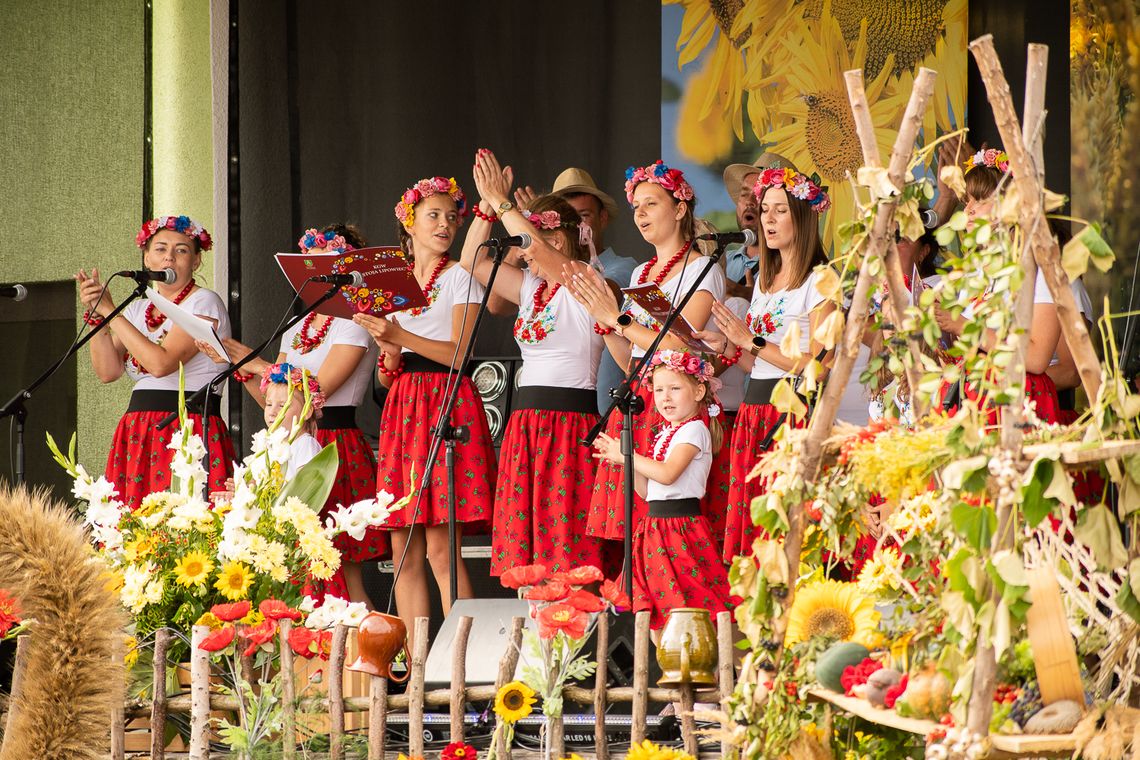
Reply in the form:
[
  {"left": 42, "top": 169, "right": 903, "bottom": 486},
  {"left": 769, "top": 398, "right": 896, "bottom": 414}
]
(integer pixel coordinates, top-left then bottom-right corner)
[
  {"left": 552, "top": 167, "right": 620, "bottom": 217},
  {"left": 722, "top": 152, "right": 797, "bottom": 199}
]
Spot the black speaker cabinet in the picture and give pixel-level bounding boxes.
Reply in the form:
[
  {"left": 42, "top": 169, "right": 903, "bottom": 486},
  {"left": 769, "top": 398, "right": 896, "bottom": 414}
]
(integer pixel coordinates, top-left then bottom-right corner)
[{"left": 468, "top": 356, "right": 524, "bottom": 451}]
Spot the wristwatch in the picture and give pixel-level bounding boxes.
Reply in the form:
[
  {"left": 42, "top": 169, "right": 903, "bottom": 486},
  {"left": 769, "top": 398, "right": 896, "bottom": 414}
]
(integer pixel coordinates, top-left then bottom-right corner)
[
  {"left": 615, "top": 312, "right": 634, "bottom": 337},
  {"left": 497, "top": 200, "right": 515, "bottom": 216},
  {"left": 750, "top": 335, "right": 767, "bottom": 356}
]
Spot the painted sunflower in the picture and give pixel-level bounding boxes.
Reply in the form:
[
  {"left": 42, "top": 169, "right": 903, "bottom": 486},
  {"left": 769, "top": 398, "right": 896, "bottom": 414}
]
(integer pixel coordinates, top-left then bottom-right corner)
[
  {"left": 173, "top": 549, "right": 214, "bottom": 588},
  {"left": 784, "top": 579, "right": 879, "bottom": 647},
  {"left": 493, "top": 680, "right": 537, "bottom": 724},
  {"left": 213, "top": 560, "right": 254, "bottom": 601}
]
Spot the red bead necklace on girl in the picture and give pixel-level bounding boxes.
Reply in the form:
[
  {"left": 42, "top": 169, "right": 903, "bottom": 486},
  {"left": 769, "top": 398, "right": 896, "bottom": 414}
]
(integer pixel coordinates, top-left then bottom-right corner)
[
  {"left": 407, "top": 254, "right": 449, "bottom": 317},
  {"left": 126, "top": 278, "right": 196, "bottom": 374},
  {"left": 513, "top": 279, "right": 561, "bottom": 344},
  {"left": 292, "top": 312, "right": 332, "bottom": 354},
  {"left": 654, "top": 416, "right": 699, "bottom": 461},
  {"left": 638, "top": 240, "right": 692, "bottom": 286}
]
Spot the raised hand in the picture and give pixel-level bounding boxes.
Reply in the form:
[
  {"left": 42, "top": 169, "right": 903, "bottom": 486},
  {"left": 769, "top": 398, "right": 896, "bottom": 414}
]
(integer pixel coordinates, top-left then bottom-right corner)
[
  {"left": 514, "top": 185, "right": 538, "bottom": 209},
  {"left": 564, "top": 264, "right": 621, "bottom": 327},
  {"left": 711, "top": 300, "right": 753, "bottom": 348},
  {"left": 592, "top": 433, "right": 623, "bottom": 465},
  {"left": 693, "top": 329, "right": 729, "bottom": 355},
  {"left": 473, "top": 149, "right": 513, "bottom": 209},
  {"left": 75, "top": 268, "right": 114, "bottom": 317}
]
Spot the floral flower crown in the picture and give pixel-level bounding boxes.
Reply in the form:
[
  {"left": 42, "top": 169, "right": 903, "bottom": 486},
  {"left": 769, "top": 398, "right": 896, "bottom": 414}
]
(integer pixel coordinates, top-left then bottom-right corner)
[
  {"left": 624, "top": 160, "right": 695, "bottom": 206},
  {"left": 394, "top": 176, "right": 468, "bottom": 230},
  {"left": 259, "top": 362, "right": 326, "bottom": 417},
  {"left": 753, "top": 167, "right": 831, "bottom": 213},
  {"left": 298, "top": 228, "right": 352, "bottom": 254},
  {"left": 136, "top": 215, "right": 213, "bottom": 251},
  {"left": 648, "top": 349, "right": 719, "bottom": 387},
  {"left": 964, "top": 148, "right": 1011, "bottom": 175},
  {"left": 523, "top": 209, "right": 573, "bottom": 231}
]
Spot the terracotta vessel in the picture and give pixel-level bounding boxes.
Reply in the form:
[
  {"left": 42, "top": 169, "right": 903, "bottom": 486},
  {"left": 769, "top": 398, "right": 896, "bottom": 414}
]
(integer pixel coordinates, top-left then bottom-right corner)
[
  {"left": 656, "top": 607, "right": 717, "bottom": 686},
  {"left": 346, "top": 611, "right": 410, "bottom": 683}
]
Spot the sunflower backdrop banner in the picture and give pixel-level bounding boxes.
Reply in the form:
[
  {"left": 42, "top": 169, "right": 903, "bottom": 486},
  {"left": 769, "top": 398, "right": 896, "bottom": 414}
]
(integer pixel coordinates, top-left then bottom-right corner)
[{"left": 661, "top": 0, "right": 967, "bottom": 249}]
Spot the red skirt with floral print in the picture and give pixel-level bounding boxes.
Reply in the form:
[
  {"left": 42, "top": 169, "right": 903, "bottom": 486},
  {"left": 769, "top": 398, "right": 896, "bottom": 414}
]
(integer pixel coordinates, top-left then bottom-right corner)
[
  {"left": 721, "top": 401, "right": 783, "bottom": 563},
  {"left": 938, "top": 371, "right": 1061, "bottom": 425},
  {"left": 701, "top": 409, "right": 733, "bottom": 561},
  {"left": 633, "top": 514, "right": 735, "bottom": 630}
]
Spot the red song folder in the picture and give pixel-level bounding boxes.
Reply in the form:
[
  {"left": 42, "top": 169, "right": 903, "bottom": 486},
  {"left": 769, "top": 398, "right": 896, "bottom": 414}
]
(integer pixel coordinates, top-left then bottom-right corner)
[
  {"left": 274, "top": 247, "right": 428, "bottom": 318},
  {"left": 620, "top": 283, "right": 715, "bottom": 353}
]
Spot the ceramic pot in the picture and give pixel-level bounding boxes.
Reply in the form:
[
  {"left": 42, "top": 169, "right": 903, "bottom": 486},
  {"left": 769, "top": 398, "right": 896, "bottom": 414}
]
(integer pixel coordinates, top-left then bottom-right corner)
[
  {"left": 656, "top": 607, "right": 717, "bottom": 686},
  {"left": 346, "top": 611, "right": 410, "bottom": 683}
]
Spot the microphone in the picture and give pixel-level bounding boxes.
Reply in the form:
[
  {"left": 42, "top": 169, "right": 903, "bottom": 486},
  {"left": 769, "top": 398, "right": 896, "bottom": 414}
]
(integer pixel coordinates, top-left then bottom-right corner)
[
  {"left": 0, "top": 284, "right": 27, "bottom": 301},
  {"left": 311, "top": 271, "right": 365, "bottom": 287},
  {"left": 116, "top": 268, "right": 176, "bottom": 284},
  {"left": 695, "top": 229, "right": 758, "bottom": 246},
  {"left": 479, "top": 233, "right": 533, "bottom": 250},
  {"left": 921, "top": 209, "right": 940, "bottom": 229}
]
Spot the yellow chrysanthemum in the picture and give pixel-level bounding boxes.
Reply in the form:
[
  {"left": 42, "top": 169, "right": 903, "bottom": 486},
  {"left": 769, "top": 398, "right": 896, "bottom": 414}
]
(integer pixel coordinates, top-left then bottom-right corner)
[
  {"left": 138, "top": 492, "right": 172, "bottom": 516},
  {"left": 626, "top": 739, "right": 696, "bottom": 760},
  {"left": 103, "top": 568, "right": 124, "bottom": 594},
  {"left": 195, "top": 611, "right": 223, "bottom": 630},
  {"left": 855, "top": 546, "right": 906, "bottom": 594},
  {"left": 123, "top": 536, "right": 156, "bottom": 563},
  {"left": 123, "top": 635, "right": 140, "bottom": 669},
  {"left": 785, "top": 579, "right": 879, "bottom": 647},
  {"left": 493, "top": 680, "right": 536, "bottom": 724},
  {"left": 889, "top": 491, "right": 942, "bottom": 535},
  {"left": 173, "top": 550, "right": 214, "bottom": 588},
  {"left": 239, "top": 609, "right": 264, "bottom": 626},
  {"left": 213, "top": 561, "right": 254, "bottom": 601}
]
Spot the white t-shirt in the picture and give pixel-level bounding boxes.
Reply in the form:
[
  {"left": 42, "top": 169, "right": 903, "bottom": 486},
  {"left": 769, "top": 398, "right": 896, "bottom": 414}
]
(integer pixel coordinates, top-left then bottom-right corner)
[
  {"left": 626, "top": 257, "right": 726, "bottom": 359},
  {"left": 646, "top": 419, "right": 711, "bottom": 501},
  {"left": 286, "top": 432, "right": 323, "bottom": 479},
  {"left": 717, "top": 297, "right": 750, "bottom": 412},
  {"left": 514, "top": 270, "right": 603, "bottom": 389},
  {"left": 747, "top": 270, "right": 826, "bottom": 380},
  {"left": 397, "top": 264, "right": 484, "bottom": 351},
  {"left": 838, "top": 345, "right": 871, "bottom": 426},
  {"left": 279, "top": 317, "right": 377, "bottom": 407},
  {"left": 1033, "top": 269, "right": 1094, "bottom": 320},
  {"left": 123, "top": 287, "right": 231, "bottom": 391}
]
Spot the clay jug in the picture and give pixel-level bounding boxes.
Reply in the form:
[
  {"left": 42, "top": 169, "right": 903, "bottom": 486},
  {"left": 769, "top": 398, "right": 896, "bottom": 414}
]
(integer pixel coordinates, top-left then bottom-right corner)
[
  {"left": 656, "top": 607, "right": 717, "bottom": 686},
  {"left": 346, "top": 611, "right": 410, "bottom": 683}
]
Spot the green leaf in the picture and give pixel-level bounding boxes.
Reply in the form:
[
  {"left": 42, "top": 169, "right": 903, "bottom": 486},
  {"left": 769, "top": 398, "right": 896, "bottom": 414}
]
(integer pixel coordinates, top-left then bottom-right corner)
[
  {"left": 1116, "top": 578, "right": 1140, "bottom": 625},
  {"left": 941, "top": 590, "right": 975, "bottom": 636},
  {"left": 942, "top": 455, "right": 987, "bottom": 490},
  {"left": 273, "top": 443, "right": 340, "bottom": 512},
  {"left": 1062, "top": 223, "right": 1115, "bottom": 281},
  {"left": 1130, "top": 559, "right": 1140, "bottom": 602},
  {"left": 751, "top": 493, "right": 789, "bottom": 534},
  {"left": 1074, "top": 503, "right": 1128, "bottom": 571},
  {"left": 951, "top": 500, "right": 997, "bottom": 550},
  {"left": 991, "top": 550, "right": 1028, "bottom": 587}
]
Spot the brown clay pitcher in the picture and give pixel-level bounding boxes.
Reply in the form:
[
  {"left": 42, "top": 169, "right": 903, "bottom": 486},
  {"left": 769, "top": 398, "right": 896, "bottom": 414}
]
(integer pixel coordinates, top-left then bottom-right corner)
[
  {"left": 656, "top": 607, "right": 717, "bottom": 686},
  {"left": 346, "top": 611, "right": 410, "bottom": 683}
]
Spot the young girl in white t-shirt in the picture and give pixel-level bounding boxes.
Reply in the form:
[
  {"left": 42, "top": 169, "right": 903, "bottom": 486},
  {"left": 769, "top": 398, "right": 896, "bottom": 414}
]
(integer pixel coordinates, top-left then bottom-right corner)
[
  {"left": 260, "top": 362, "right": 325, "bottom": 478},
  {"left": 592, "top": 350, "right": 734, "bottom": 631}
]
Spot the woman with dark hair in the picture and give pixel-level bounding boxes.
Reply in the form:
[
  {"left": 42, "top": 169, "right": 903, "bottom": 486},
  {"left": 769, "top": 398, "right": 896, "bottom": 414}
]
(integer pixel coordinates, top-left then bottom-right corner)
[{"left": 76, "top": 215, "right": 234, "bottom": 510}]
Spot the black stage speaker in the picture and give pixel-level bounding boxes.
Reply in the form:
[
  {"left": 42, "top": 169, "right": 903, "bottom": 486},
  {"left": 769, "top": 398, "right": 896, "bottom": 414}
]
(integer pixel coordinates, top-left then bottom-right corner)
[{"left": 469, "top": 356, "right": 524, "bottom": 451}]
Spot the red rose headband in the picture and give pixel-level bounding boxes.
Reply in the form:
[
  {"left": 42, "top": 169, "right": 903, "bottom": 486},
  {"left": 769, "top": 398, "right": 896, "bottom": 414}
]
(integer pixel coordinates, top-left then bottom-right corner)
[
  {"left": 649, "top": 349, "right": 722, "bottom": 394},
  {"left": 260, "top": 362, "right": 326, "bottom": 418},
  {"left": 394, "top": 177, "right": 468, "bottom": 229},
  {"left": 753, "top": 168, "right": 831, "bottom": 213},
  {"left": 964, "top": 148, "right": 1011, "bottom": 175},
  {"left": 136, "top": 215, "right": 213, "bottom": 251},
  {"left": 624, "top": 160, "right": 695, "bottom": 206}
]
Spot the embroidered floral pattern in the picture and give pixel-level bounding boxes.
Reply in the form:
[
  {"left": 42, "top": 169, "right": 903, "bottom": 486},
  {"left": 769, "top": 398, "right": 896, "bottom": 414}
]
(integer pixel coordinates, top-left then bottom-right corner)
[
  {"left": 513, "top": 305, "right": 557, "bottom": 344},
  {"left": 745, "top": 294, "right": 786, "bottom": 337}
]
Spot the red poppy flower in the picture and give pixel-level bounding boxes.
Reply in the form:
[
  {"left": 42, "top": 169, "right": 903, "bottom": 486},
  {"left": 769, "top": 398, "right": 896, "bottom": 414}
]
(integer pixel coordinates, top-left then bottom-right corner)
[
  {"left": 441, "top": 741, "right": 478, "bottom": 760},
  {"left": 241, "top": 619, "right": 278, "bottom": 657},
  {"left": 500, "top": 564, "right": 548, "bottom": 590},
  {"left": 0, "top": 589, "right": 22, "bottom": 637},
  {"left": 599, "top": 579, "right": 631, "bottom": 611},
  {"left": 211, "top": 600, "right": 252, "bottom": 622},
  {"left": 198, "top": 625, "right": 236, "bottom": 652},
  {"left": 524, "top": 581, "right": 570, "bottom": 602},
  {"left": 288, "top": 626, "right": 318, "bottom": 659},
  {"left": 259, "top": 599, "right": 302, "bottom": 621},
  {"left": 564, "top": 589, "right": 605, "bottom": 613},
  {"left": 547, "top": 565, "right": 603, "bottom": 586},
  {"left": 884, "top": 674, "right": 908, "bottom": 709},
  {"left": 535, "top": 602, "right": 588, "bottom": 640}
]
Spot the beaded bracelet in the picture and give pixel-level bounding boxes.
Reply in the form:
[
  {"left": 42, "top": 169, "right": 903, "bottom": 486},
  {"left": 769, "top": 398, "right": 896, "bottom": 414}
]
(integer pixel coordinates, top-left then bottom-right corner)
[
  {"left": 82, "top": 310, "right": 104, "bottom": 327},
  {"left": 472, "top": 205, "right": 499, "bottom": 223},
  {"left": 377, "top": 352, "right": 405, "bottom": 379},
  {"left": 593, "top": 322, "right": 614, "bottom": 336},
  {"left": 232, "top": 369, "right": 255, "bottom": 384},
  {"left": 721, "top": 344, "right": 744, "bottom": 368}
]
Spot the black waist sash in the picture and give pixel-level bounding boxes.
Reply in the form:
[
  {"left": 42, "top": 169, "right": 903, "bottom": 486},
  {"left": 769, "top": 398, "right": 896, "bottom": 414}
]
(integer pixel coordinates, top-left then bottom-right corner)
[
  {"left": 648, "top": 498, "right": 702, "bottom": 518},
  {"left": 743, "top": 377, "right": 781, "bottom": 406},
  {"left": 402, "top": 353, "right": 454, "bottom": 375},
  {"left": 513, "top": 386, "right": 598, "bottom": 415},
  {"left": 127, "top": 389, "right": 222, "bottom": 417},
  {"left": 317, "top": 405, "right": 357, "bottom": 430}
]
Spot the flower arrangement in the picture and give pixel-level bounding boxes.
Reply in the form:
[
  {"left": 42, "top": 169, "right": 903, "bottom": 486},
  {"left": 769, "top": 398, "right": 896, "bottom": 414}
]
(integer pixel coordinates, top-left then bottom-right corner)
[
  {"left": 753, "top": 167, "right": 831, "bottom": 212},
  {"left": 523, "top": 209, "right": 563, "bottom": 231},
  {"left": 260, "top": 361, "right": 327, "bottom": 417},
  {"left": 394, "top": 176, "right": 468, "bottom": 229},
  {"left": 136, "top": 214, "right": 213, "bottom": 251},
  {"left": 648, "top": 348, "right": 720, "bottom": 388},
  {"left": 297, "top": 227, "right": 351, "bottom": 254},
  {"left": 624, "top": 160, "right": 695, "bottom": 205},
  {"left": 964, "top": 147, "right": 1011, "bottom": 174}
]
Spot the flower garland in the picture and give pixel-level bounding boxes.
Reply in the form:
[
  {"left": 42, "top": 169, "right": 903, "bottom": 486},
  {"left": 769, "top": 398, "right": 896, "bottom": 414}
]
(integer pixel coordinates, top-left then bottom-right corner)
[
  {"left": 136, "top": 215, "right": 213, "bottom": 251},
  {"left": 513, "top": 281, "right": 560, "bottom": 345},
  {"left": 624, "top": 160, "right": 695, "bottom": 205},
  {"left": 523, "top": 209, "right": 562, "bottom": 230},
  {"left": 297, "top": 228, "right": 351, "bottom": 254},
  {"left": 259, "top": 362, "right": 326, "bottom": 417},
  {"left": 394, "top": 176, "right": 468, "bottom": 229},
  {"left": 753, "top": 168, "right": 831, "bottom": 213},
  {"left": 407, "top": 254, "right": 449, "bottom": 317},
  {"left": 647, "top": 349, "right": 718, "bottom": 386},
  {"left": 964, "top": 147, "right": 1011, "bottom": 174},
  {"left": 291, "top": 312, "right": 331, "bottom": 354}
]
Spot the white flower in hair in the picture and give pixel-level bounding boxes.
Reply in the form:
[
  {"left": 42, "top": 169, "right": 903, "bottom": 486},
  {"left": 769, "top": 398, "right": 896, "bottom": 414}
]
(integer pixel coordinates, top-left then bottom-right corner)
[{"left": 707, "top": 402, "right": 721, "bottom": 418}]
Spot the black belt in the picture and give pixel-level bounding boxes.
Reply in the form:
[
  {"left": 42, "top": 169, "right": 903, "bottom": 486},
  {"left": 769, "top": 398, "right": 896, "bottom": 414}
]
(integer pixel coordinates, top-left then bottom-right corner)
[
  {"left": 317, "top": 405, "right": 358, "bottom": 430},
  {"left": 513, "top": 386, "right": 598, "bottom": 415},
  {"left": 648, "top": 498, "right": 701, "bottom": 518},
  {"left": 127, "top": 389, "right": 222, "bottom": 417},
  {"left": 402, "top": 353, "right": 455, "bottom": 375},
  {"left": 743, "top": 377, "right": 781, "bottom": 406}
]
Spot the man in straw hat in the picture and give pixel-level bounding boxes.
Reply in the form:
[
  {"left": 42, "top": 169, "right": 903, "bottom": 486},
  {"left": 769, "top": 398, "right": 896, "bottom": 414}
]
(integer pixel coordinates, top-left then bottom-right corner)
[
  {"left": 721, "top": 151, "right": 796, "bottom": 298},
  {"left": 551, "top": 167, "right": 638, "bottom": 414}
]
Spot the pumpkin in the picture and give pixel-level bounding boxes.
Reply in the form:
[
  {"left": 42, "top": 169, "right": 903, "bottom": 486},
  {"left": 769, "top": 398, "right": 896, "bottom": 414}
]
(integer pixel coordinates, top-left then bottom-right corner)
[
  {"left": 815, "top": 641, "right": 871, "bottom": 693},
  {"left": 901, "top": 664, "right": 952, "bottom": 719}
]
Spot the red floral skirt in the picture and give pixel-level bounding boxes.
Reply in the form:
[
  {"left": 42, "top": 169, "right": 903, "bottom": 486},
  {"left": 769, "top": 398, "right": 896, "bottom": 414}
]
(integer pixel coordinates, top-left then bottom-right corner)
[
  {"left": 586, "top": 381, "right": 661, "bottom": 540},
  {"left": 315, "top": 425, "right": 389, "bottom": 562},
  {"left": 722, "top": 402, "right": 783, "bottom": 563},
  {"left": 490, "top": 407, "right": 604, "bottom": 575},
  {"left": 106, "top": 409, "right": 234, "bottom": 512},
  {"left": 375, "top": 371, "right": 497, "bottom": 529},
  {"left": 633, "top": 513, "right": 735, "bottom": 630},
  {"left": 701, "top": 410, "right": 734, "bottom": 561},
  {"left": 939, "top": 371, "right": 1060, "bottom": 426}
]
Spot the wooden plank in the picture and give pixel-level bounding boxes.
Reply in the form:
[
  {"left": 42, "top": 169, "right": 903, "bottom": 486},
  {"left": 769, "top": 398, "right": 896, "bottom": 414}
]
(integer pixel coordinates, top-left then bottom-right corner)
[
  {"left": 450, "top": 615, "right": 473, "bottom": 743},
  {"left": 808, "top": 688, "right": 941, "bottom": 735},
  {"left": 278, "top": 619, "right": 296, "bottom": 760},
  {"left": 150, "top": 628, "right": 170, "bottom": 760},
  {"left": 631, "top": 612, "right": 651, "bottom": 744},
  {"left": 408, "top": 616, "right": 430, "bottom": 759},
  {"left": 716, "top": 611, "right": 734, "bottom": 759},
  {"left": 593, "top": 613, "right": 611, "bottom": 760},
  {"left": 188, "top": 625, "right": 210, "bottom": 760},
  {"left": 1021, "top": 438, "right": 1140, "bottom": 465},
  {"left": 329, "top": 624, "right": 349, "bottom": 760},
  {"left": 368, "top": 676, "right": 388, "bottom": 760}
]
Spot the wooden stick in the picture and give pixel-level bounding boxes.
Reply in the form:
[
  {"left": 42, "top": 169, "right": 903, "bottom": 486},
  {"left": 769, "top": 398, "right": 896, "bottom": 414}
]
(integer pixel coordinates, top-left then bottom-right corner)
[
  {"left": 494, "top": 617, "right": 525, "bottom": 760},
  {"left": 408, "top": 616, "right": 430, "bottom": 759},
  {"left": 4, "top": 634, "right": 29, "bottom": 744},
  {"left": 450, "top": 615, "right": 473, "bottom": 743},
  {"left": 717, "top": 611, "right": 735, "bottom": 759},
  {"left": 278, "top": 619, "right": 296, "bottom": 760},
  {"left": 679, "top": 683, "right": 698, "bottom": 756},
  {"left": 188, "top": 625, "right": 210, "bottom": 760},
  {"left": 593, "top": 613, "right": 611, "bottom": 760},
  {"left": 970, "top": 34, "right": 1102, "bottom": 403},
  {"left": 549, "top": 712, "right": 565, "bottom": 760},
  {"left": 150, "top": 628, "right": 170, "bottom": 760},
  {"left": 109, "top": 635, "right": 125, "bottom": 760},
  {"left": 631, "top": 611, "right": 651, "bottom": 745},
  {"left": 329, "top": 623, "right": 349, "bottom": 760},
  {"left": 368, "top": 676, "right": 388, "bottom": 760}
]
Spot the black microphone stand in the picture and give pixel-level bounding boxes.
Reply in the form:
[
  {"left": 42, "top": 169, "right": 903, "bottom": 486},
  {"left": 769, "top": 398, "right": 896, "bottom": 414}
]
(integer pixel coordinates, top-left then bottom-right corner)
[
  {"left": 582, "top": 241, "right": 730, "bottom": 601},
  {"left": 0, "top": 276, "right": 149, "bottom": 484}
]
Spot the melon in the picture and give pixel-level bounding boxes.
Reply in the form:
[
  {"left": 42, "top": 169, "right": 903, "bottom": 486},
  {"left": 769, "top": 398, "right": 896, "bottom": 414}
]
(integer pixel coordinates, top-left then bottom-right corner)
[{"left": 815, "top": 641, "right": 871, "bottom": 693}]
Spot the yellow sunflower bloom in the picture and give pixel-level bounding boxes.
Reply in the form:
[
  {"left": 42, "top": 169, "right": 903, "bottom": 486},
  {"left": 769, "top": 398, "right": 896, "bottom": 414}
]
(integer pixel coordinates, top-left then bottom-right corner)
[
  {"left": 123, "top": 535, "right": 156, "bottom": 563},
  {"left": 123, "top": 635, "right": 140, "bottom": 669},
  {"left": 493, "top": 680, "right": 536, "bottom": 724},
  {"left": 785, "top": 579, "right": 879, "bottom": 647},
  {"left": 855, "top": 546, "right": 906, "bottom": 594},
  {"left": 626, "top": 739, "right": 696, "bottom": 760},
  {"left": 195, "top": 611, "right": 223, "bottom": 630},
  {"left": 213, "top": 561, "right": 254, "bottom": 601},
  {"left": 173, "top": 550, "right": 214, "bottom": 588}
]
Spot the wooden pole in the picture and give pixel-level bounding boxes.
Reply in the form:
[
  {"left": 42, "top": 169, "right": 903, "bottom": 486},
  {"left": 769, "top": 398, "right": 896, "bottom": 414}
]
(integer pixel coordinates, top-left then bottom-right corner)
[
  {"left": 630, "top": 611, "right": 651, "bottom": 745},
  {"left": 408, "top": 617, "right": 430, "bottom": 759},
  {"left": 593, "top": 613, "right": 611, "bottom": 760},
  {"left": 329, "top": 623, "right": 349, "bottom": 760},
  {"left": 3, "top": 634, "right": 29, "bottom": 744},
  {"left": 109, "top": 635, "right": 126, "bottom": 760},
  {"left": 368, "top": 676, "right": 388, "bottom": 760},
  {"left": 150, "top": 628, "right": 170, "bottom": 760},
  {"left": 188, "top": 625, "right": 210, "bottom": 760},
  {"left": 679, "top": 683, "right": 698, "bottom": 757},
  {"left": 278, "top": 619, "right": 296, "bottom": 760},
  {"left": 450, "top": 615, "right": 472, "bottom": 742},
  {"left": 494, "top": 617, "right": 525, "bottom": 760},
  {"left": 716, "top": 611, "right": 735, "bottom": 759},
  {"left": 548, "top": 713, "right": 565, "bottom": 760}
]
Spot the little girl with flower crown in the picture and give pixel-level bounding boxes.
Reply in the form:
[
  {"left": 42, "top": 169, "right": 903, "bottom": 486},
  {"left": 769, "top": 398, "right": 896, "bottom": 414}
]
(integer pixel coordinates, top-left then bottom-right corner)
[
  {"left": 260, "top": 362, "right": 325, "bottom": 479},
  {"left": 592, "top": 349, "right": 734, "bottom": 630}
]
